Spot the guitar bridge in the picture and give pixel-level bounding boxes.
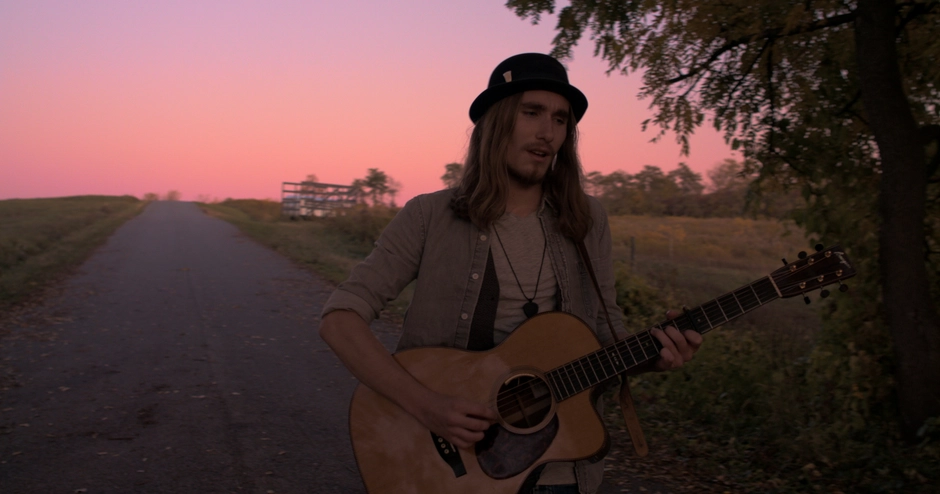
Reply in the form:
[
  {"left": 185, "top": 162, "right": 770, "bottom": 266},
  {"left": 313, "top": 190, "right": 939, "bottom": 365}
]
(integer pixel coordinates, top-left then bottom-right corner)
[{"left": 430, "top": 432, "right": 466, "bottom": 478}]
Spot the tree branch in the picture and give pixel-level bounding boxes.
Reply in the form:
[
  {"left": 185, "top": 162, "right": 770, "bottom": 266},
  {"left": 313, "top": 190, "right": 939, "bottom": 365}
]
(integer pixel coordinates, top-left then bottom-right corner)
[
  {"left": 667, "top": 11, "right": 857, "bottom": 85},
  {"left": 897, "top": 1, "right": 937, "bottom": 34},
  {"left": 718, "top": 38, "right": 772, "bottom": 117},
  {"left": 836, "top": 91, "right": 862, "bottom": 117}
]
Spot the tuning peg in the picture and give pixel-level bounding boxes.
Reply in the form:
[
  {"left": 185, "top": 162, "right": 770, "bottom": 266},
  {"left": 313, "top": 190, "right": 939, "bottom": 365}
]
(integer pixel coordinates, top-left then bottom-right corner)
[
  {"left": 798, "top": 251, "right": 807, "bottom": 259},
  {"left": 815, "top": 243, "right": 824, "bottom": 252},
  {"left": 781, "top": 258, "right": 788, "bottom": 265},
  {"left": 839, "top": 282, "right": 849, "bottom": 293},
  {"left": 820, "top": 289, "right": 830, "bottom": 298},
  {"left": 803, "top": 295, "right": 811, "bottom": 305}
]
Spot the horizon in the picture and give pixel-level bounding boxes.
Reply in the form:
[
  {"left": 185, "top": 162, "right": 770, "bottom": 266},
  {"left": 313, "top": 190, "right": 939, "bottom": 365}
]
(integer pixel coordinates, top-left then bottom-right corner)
[{"left": 1, "top": 1, "right": 736, "bottom": 204}]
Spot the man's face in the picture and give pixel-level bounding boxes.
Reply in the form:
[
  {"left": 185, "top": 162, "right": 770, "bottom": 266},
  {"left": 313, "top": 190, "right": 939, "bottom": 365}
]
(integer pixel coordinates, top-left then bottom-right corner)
[{"left": 505, "top": 90, "right": 570, "bottom": 187}]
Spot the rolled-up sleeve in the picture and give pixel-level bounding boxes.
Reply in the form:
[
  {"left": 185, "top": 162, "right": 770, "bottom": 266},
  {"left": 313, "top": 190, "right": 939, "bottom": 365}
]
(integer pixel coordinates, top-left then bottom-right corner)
[{"left": 321, "top": 198, "right": 427, "bottom": 324}]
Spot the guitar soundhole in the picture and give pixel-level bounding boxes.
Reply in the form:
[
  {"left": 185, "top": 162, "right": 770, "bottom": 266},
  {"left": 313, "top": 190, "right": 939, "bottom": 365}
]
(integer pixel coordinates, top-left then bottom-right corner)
[{"left": 496, "top": 374, "right": 554, "bottom": 432}]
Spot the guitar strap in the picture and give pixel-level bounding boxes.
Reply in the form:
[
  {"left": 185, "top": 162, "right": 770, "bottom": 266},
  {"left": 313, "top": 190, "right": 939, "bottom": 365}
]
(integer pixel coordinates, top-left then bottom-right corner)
[{"left": 576, "top": 240, "right": 649, "bottom": 457}]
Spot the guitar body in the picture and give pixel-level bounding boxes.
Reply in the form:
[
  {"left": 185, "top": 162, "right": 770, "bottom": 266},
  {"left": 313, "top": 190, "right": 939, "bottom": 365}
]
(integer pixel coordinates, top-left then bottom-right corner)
[{"left": 349, "top": 312, "right": 610, "bottom": 494}]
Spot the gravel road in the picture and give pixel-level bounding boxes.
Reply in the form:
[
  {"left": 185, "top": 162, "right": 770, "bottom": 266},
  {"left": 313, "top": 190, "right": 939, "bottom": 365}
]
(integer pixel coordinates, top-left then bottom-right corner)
[
  {"left": 0, "top": 201, "right": 655, "bottom": 494},
  {"left": 0, "top": 201, "right": 402, "bottom": 493}
]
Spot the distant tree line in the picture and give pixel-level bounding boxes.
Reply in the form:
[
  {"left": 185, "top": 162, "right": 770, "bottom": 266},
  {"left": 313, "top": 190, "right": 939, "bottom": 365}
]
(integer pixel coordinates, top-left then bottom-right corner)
[
  {"left": 585, "top": 159, "right": 802, "bottom": 219},
  {"left": 442, "top": 159, "right": 801, "bottom": 219}
]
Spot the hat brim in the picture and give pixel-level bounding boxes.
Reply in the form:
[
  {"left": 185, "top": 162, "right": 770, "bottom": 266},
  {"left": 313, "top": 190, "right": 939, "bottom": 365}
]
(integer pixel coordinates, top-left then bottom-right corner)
[{"left": 469, "top": 79, "right": 588, "bottom": 124}]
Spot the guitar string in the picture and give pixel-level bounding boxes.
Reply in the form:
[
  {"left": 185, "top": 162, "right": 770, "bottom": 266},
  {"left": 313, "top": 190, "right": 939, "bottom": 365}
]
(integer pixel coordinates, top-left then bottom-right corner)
[
  {"left": 491, "top": 279, "right": 779, "bottom": 411},
  {"left": 489, "top": 266, "right": 846, "bottom": 413},
  {"left": 492, "top": 284, "right": 774, "bottom": 409},
  {"left": 492, "top": 330, "right": 661, "bottom": 410},
  {"left": 775, "top": 268, "right": 843, "bottom": 290},
  {"left": 490, "top": 273, "right": 789, "bottom": 410}
]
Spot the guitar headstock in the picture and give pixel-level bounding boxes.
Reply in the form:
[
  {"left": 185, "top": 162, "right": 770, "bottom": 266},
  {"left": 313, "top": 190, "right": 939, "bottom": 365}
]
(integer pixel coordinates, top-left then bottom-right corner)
[{"left": 771, "top": 244, "right": 856, "bottom": 302}]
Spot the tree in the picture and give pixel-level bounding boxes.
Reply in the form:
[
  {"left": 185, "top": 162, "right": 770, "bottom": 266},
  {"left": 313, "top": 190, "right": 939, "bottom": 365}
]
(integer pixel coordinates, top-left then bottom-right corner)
[
  {"left": 706, "top": 159, "right": 750, "bottom": 194},
  {"left": 441, "top": 162, "right": 464, "bottom": 189},
  {"left": 508, "top": 0, "right": 940, "bottom": 440},
  {"left": 666, "top": 163, "right": 705, "bottom": 216},
  {"left": 702, "top": 159, "right": 751, "bottom": 216},
  {"left": 352, "top": 168, "right": 399, "bottom": 207},
  {"left": 587, "top": 168, "right": 649, "bottom": 214},
  {"left": 633, "top": 165, "right": 680, "bottom": 215},
  {"left": 164, "top": 190, "right": 181, "bottom": 201},
  {"left": 668, "top": 163, "right": 705, "bottom": 196}
]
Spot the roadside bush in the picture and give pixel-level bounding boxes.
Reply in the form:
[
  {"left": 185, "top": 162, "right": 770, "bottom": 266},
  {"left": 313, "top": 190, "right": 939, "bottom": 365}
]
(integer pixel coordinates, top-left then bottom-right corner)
[
  {"left": 612, "top": 261, "right": 676, "bottom": 331},
  {"left": 321, "top": 205, "right": 398, "bottom": 256}
]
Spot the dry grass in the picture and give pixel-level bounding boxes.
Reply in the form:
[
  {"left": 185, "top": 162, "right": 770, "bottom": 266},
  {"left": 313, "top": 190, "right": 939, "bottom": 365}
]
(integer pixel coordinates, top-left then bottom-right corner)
[{"left": 0, "top": 195, "right": 145, "bottom": 310}]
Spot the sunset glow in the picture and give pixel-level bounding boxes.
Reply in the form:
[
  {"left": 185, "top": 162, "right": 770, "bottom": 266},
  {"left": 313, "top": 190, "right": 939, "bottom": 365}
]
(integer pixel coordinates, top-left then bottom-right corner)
[{"left": 1, "top": 1, "right": 735, "bottom": 204}]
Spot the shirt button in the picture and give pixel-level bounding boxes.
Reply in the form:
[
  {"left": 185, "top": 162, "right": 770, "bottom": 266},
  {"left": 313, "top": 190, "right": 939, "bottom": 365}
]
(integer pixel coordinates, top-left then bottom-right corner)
[
  {"left": 471, "top": 273, "right": 479, "bottom": 280},
  {"left": 461, "top": 313, "right": 469, "bottom": 320},
  {"left": 480, "top": 234, "right": 487, "bottom": 241}
]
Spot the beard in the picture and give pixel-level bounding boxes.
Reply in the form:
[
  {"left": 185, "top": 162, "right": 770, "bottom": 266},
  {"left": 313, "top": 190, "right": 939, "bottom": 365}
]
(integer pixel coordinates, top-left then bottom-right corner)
[{"left": 507, "top": 163, "right": 547, "bottom": 188}]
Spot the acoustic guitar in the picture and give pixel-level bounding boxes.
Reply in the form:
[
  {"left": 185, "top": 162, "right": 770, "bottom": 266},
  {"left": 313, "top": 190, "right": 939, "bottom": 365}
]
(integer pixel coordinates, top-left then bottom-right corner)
[{"left": 349, "top": 245, "right": 856, "bottom": 493}]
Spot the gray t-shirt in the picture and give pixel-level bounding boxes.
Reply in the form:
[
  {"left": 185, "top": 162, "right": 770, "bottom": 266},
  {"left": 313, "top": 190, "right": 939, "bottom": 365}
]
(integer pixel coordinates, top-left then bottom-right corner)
[{"left": 491, "top": 212, "right": 558, "bottom": 344}]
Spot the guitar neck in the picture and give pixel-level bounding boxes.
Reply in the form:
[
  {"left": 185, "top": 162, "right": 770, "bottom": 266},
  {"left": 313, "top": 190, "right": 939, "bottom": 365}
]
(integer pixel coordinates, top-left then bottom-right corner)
[{"left": 546, "top": 276, "right": 781, "bottom": 401}]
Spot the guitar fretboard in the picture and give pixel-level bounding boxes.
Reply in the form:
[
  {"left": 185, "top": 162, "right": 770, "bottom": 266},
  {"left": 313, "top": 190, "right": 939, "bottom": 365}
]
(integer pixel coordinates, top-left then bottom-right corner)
[{"left": 545, "top": 276, "right": 779, "bottom": 401}]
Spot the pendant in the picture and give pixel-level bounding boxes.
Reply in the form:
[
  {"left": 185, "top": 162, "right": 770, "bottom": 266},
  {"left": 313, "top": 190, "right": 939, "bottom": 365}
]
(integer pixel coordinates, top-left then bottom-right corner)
[{"left": 523, "top": 301, "right": 539, "bottom": 318}]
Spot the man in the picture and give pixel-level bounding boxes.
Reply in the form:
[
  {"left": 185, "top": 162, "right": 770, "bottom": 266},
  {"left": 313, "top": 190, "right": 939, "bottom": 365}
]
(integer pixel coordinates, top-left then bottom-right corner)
[{"left": 319, "top": 53, "right": 701, "bottom": 494}]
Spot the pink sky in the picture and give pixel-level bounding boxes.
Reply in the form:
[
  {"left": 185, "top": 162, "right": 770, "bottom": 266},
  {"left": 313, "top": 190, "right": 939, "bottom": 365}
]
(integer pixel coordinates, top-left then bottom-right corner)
[{"left": 0, "top": 1, "right": 735, "bottom": 204}]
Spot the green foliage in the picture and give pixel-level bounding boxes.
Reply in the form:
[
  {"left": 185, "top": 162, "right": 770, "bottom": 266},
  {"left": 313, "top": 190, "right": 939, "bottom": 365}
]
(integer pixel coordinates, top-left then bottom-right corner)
[
  {"left": 612, "top": 259, "right": 938, "bottom": 491},
  {"left": 0, "top": 196, "right": 143, "bottom": 309},
  {"left": 600, "top": 213, "right": 937, "bottom": 491},
  {"left": 612, "top": 261, "right": 675, "bottom": 329}
]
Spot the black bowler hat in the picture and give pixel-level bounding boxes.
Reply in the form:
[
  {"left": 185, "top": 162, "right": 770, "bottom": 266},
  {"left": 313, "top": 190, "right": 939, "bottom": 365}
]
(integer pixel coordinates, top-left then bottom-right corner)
[{"left": 469, "top": 53, "right": 588, "bottom": 123}]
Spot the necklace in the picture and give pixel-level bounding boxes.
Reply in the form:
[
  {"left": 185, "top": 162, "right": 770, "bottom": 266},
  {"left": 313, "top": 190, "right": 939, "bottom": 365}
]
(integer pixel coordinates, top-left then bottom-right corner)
[{"left": 493, "top": 225, "right": 547, "bottom": 318}]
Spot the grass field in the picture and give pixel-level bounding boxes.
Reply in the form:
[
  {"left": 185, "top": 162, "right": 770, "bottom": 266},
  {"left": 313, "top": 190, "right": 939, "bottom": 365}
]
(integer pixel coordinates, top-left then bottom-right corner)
[{"left": 0, "top": 195, "right": 145, "bottom": 311}]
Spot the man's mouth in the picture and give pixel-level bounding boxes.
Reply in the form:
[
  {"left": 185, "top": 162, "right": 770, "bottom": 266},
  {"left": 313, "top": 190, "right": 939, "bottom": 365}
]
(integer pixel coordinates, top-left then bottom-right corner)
[{"left": 527, "top": 147, "right": 553, "bottom": 158}]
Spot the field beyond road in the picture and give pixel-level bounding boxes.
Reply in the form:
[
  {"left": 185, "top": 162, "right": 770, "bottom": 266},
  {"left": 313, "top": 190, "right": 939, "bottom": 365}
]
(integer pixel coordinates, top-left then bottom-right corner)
[{"left": 0, "top": 195, "right": 145, "bottom": 312}]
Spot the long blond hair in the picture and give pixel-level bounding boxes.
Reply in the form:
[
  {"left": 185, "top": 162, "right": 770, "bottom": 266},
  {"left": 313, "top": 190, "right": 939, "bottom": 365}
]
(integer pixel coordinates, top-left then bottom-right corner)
[{"left": 452, "top": 92, "right": 593, "bottom": 240}]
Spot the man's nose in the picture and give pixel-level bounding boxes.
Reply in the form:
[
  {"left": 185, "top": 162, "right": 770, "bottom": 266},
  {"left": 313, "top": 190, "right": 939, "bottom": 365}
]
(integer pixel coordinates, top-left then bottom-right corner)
[{"left": 535, "top": 116, "right": 555, "bottom": 143}]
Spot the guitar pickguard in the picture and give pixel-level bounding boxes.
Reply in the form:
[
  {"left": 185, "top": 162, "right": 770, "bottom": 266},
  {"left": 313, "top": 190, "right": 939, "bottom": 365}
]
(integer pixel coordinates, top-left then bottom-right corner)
[{"left": 474, "top": 416, "right": 559, "bottom": 479}]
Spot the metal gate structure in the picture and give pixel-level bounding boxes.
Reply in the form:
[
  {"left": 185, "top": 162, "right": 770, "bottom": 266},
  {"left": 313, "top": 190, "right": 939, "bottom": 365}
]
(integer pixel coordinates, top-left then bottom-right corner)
[{"left": 281, "top": 181, "right": 358, "bottom": 218}]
